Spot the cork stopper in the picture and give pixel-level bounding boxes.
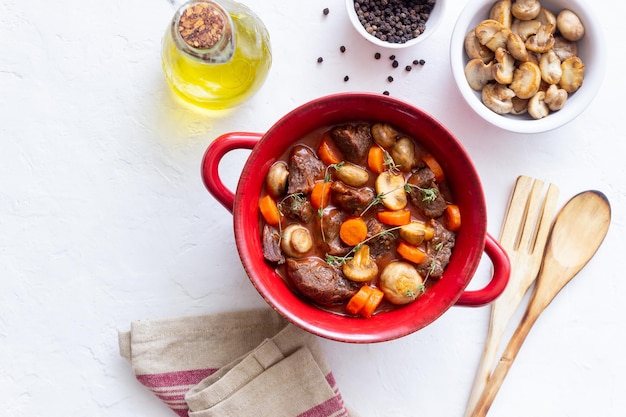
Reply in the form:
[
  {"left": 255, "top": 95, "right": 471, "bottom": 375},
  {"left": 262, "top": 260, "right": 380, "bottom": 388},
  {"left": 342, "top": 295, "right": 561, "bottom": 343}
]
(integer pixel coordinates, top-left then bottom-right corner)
[{"left": 172, "top": 1, "right": 234, "bottom": 63}]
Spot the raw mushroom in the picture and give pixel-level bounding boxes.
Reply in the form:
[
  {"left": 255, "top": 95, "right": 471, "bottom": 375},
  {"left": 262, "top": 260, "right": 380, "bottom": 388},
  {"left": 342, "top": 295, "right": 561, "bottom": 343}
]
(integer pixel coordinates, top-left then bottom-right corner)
[
  {"left": 511, "top": 0, "right": 541, "bottom": 21},
  {"left": 539, "top": 49, "right": 563, "bottom": 84},
  {"left": 465, "top": 59, "right": 496, "bottom": 90},
  {"left": 342, "top": 245, "right": 378, "bottom": 282},
  {"left": 510, "top": 61, "right": 542, "bottom": 99},
  {"left": 482, "top": 83, "right": 516, "bottom": 114},
  {"left": 544, "top": 84, "right": 568, "bottom": 111},
  {"left": 557, "top": 9, "right": 585, "bottom": 41},
  {"left": 528, "top": 91, "right": 550, "bottom": 119},
  {"left": 465, "top": 31, "right": 495, "bottom": 63},
  {"left": 559, "top": 56, "right": 585, "bottom": 93}
]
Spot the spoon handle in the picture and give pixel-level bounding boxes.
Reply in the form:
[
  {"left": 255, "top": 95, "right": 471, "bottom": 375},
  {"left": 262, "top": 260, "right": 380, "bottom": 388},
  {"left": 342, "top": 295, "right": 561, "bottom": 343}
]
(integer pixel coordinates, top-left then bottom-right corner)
[{"left": 470, "top": 295, "right": 547, "bottom": 417}]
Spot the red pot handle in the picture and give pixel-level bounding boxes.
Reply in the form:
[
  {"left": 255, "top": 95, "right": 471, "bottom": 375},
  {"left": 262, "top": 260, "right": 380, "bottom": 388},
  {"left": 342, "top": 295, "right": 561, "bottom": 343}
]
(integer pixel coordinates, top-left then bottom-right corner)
[
  {"left": 201, "top": 132, "right": 263, "bottom": 212},
  {"left": 455, "top": 233, "right": 510, "bottom": 307}
]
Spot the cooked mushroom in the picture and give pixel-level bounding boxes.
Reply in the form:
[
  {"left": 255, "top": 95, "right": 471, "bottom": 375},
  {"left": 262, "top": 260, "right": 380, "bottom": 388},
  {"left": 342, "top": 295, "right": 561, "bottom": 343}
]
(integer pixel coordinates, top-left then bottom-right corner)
[
  {"left": 511, "top": 19, "right": 541, "bottom": 41},
  {"left": 334, "top": 162, "right": 369, "bottom": 187},
  {"left": 464, "top": 30, "right": 495, "bottom": 63},
  {"left": 281, "top": 224, "right": 313, "bottom": 257},
  {"left": 539, "top": 49, "right": 562, "bottom": 84},
  {"left": 265, "top": 162, "right": 289, "bottom": 198},
  {"left": 552, "top": 36, "right": 578, "bottom": 61},
  {"left": 544, "top": 84, "right": 568, "bottom": 111},
  {"left": 391, "top": 136, "right": 417, "bottom": 172},
  {"left": 559, "top": 56, "right": 585, "bottom": 93},
  {"left": 371, "top": 123, "right": 398, "bottom": 148},
  {"left": 528, "top": 91, "right": 550, "bottom": 119},
  {"left": 399, "top": 222, "right": 434, "bottom": 246},
  {"left": 536, "top": 8, "right": 557, "bottom": 33},
  {"left": 375, "top": 171, "right": 407, "bottom": 211},
  {"left": 507, "top": 32, "right": 529, "bottom": 61},
  {"left": 482, "top": 82, "right": 516, "bottom": 114},
  {"left": 510, "top": 61, "right": 542, "bottom": 99},
  {"left": 525, "top": 24, "right": 555, "bottom": 53},
  {"left": 557, "top": 9, "right": 585, "bottom": 41},
  {"left": 465, "top": 58, "right": 496, "bottom": 91},
  {"left": 511, "top": 0, "right": 541, "bottom": 21},
  {"left": 494, "top": 47, "right": 516, "bottom": 84},
  {"left": 475, "top": 19, "right": 511, "bottom": 51},
  {"left": 342, "top": 244, "right": 378, "bottom": 282},
  {"left": 511, "top": 96, "right": 529, "bottom": 115},
  {"left": 379, "top": 261, "right": 424, "bottom": 305},
  {"left": 489, "top": 0, "right": 512, "bottom": 27}
]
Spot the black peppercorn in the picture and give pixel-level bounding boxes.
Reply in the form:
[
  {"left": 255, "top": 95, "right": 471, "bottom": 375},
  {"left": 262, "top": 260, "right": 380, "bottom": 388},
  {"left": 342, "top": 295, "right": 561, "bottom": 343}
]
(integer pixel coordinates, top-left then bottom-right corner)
[
  {"left": 317, "top": 57, "right": 323, "bottom": 63},
  {"left": 392, "top": 60, "right": 399, "bottom": 68},
  {"left": 353, "top": 0, "right": 435, "bottom": 44},
  {"left": 419, "top": 59, "right": 426, "bottom": 65},
  {"left": 323, "top": 8, "right": 329, "bottom": 15},
  {"left": 383, "top": 91, "right": 390, "bottom": 96},
  {"left": 389, "top": 54, "right": 396, "bottom": 60},
  {"left": 340, "top": 45, "right": 346, "bottom": 53},
  {"left": 387, "top": 76, "right": 394, "bottom": 82},
  {"left": 405, "top": 65, "right": 412, "bottom": 71},
  {"left": 344, "top": 75, "right": 349, "bottom": 82},
  {"left": 375, "top": 52, "right": 381, "bottom": 59}
]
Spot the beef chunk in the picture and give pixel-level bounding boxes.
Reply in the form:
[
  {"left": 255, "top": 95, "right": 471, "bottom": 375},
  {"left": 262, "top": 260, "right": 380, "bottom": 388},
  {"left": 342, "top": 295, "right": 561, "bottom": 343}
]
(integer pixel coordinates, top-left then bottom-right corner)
[
  {"left": 365, "top": 218, "right": 397, "bottom": 258},
  {"left": 316, "top": 208, "right": 349, "bottom": 256},
  {"left": 262, "top": 224, "right": 285, "bottom": 264},
  {"left": 331, "top": 181, "right": 375, "bottom": 215},
  {"left": 329, "top": 124, "right": 373, "bottom": 164},
  {"left": 287, "top": 145, "right": 325, "bottom": 195},
  {"left": 286, "top": 258, "right": 359, "bottom": 306},
  {"left": 407, "top": 167, "right": 447, "bottom": 218},
  {"left": 416, "top": 220, "right": 455, "bottom": 279},
  {"left": 280, "top": 194, "right": 315, "bottom": 223}
]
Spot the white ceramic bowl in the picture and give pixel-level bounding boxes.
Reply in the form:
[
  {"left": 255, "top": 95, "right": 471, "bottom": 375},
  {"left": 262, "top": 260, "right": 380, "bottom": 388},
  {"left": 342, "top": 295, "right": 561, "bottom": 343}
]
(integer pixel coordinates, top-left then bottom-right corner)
[
  {"left": 346, "top": 0, "right": 445, "bottom": 49},
  {"left": 450, "top": 0, "right": 606, "bottom": 134}
]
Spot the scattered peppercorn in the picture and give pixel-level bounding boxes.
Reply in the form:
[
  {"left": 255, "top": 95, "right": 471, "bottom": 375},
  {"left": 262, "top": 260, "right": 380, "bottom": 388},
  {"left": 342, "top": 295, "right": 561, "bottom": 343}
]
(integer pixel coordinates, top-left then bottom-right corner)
[
  {"left": 383, "top": 91, "right": 390, "bottom": 96},
  {"left": 375, "top": 52, "right": 381, "bottom": 59},
  {"left": 340, "top": 45, "right": 346, "bottom": 53},
  {"left": 419, "top": 59, "right": 426, "bottom": 65},
  {"left": 389, "top": 55, "right": 396, "bottom": 60},
  {"left": 323, "top": 8, "right": 329, "bottom": 15},
  {"left": 344, "top": 75, "right": 349, "bottom": 82},
  {"left": 387, "top": 76, "right": 394, "bottom": 82},
  {"left": 413, "top": 59, "right": 419, "bottom": 65},
  {"left": 405, "top": 65, "right": 412, "bottom": 71},
  {"left": 353, "top": 0, "right": 435, "bottom": 44},
  {"left": 392, "top": 60, "right": 399, "bottom": 68},
  {"left": 317, "top": 57, "right": 323, "bottom": 63}
]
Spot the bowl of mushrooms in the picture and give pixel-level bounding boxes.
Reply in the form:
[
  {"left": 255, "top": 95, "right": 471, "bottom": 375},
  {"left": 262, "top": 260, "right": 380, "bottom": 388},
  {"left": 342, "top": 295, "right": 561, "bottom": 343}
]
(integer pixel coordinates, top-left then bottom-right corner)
[{"left": 450, "top": 0, "right": 606, "bottom": 133}]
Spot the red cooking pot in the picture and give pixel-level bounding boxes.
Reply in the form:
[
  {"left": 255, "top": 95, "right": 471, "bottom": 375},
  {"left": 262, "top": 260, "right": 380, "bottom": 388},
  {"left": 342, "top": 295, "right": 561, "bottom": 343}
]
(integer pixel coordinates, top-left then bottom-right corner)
[{"left": 202, "top": 93, "right": 509, "bottom": 343}]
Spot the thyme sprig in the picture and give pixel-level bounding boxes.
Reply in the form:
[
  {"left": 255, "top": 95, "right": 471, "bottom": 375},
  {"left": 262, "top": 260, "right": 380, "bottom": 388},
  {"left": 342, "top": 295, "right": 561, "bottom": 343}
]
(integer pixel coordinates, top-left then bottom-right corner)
[{"left": 404, "top": 183, "right": 438, "bottom": 202}]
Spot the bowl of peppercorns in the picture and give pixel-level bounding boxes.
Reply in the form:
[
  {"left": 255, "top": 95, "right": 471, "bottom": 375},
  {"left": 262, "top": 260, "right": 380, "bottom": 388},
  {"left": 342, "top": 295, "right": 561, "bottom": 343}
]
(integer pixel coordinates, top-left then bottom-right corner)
[{"left": 346, "top": 0, "right": 444, "bottom": 48}]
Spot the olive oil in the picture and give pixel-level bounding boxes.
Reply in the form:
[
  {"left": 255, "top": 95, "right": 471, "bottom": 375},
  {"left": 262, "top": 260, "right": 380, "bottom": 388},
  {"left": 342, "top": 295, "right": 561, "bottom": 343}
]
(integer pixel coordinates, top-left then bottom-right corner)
[{"left": 161, "top": 0, "right": 272, "bottom": 110}]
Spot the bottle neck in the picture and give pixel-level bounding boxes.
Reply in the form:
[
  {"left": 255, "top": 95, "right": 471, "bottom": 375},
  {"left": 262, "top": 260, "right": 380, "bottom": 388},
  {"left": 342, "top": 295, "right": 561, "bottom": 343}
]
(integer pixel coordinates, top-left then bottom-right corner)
[{"left": 171, "top": 1, "right": 235, "bottom": 64}]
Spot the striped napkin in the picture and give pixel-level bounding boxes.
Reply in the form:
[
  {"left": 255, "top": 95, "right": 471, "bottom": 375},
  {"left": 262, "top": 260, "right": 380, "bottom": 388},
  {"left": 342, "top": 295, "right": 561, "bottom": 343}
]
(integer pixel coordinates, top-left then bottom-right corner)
[{"left": 118, "top": 309, "right": 354, "bottom": 417}]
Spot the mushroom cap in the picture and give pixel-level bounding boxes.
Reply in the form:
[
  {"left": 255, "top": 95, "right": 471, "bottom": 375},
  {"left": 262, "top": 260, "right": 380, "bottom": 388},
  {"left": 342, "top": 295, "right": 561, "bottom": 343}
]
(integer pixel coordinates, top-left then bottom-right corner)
[
  {"left": 525, "top": 24, "right": 555, "bottom": 53},
  {"left": 494, "top": 47, "right": 516, "bottom": 84},
  {"left": 544, "top": 84, "right": 568, "bottom": 111},
  {"left": 511, "top": 19, "right": 541, "bottom": 41},
  {"left": 465, "top": 30, "right": 495, "bottom": 63},
  {"left": 475, "top": 19, "right": 511, "bottom": 51},
  {"left": 482, "top": 82, "right": 516, "bottom": 114},
  {"left": 557, "top": 9, "right": 585, "bottom": 41},
  {"left": 510, "top": 61, "right": 542, "bottom": 99},
  {"left": 511, "top": 0, "right": 542, "bottom": 21},
  {"left": 507, "top": 32, "right": 529, "bottom": 61},
  {"left": 539, "top": 49, "right": 563, "bottom": 84},
  {"left": 465, "top": 59, "right": 496, "bottom": 91},
  {"left": 528, "top": 91, "right": 550, "bottom": 119},
  {"left": 489, "top": 0, "right": 512, "bottom": 27},
  {"left": 559, "top": 56, "right": 585, "bottom": 93}
]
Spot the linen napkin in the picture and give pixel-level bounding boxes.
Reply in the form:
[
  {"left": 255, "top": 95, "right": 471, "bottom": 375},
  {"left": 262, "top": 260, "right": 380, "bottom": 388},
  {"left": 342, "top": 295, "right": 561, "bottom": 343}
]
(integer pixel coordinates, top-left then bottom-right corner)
[{"left": 119, "top": 309, "right": 353, "bottom": 417}]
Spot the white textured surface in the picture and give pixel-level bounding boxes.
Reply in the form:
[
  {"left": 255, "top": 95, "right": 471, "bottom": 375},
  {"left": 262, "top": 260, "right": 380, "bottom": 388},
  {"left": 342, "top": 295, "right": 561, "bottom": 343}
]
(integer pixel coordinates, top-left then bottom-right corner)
[{"left": 1, "top": 0, "right": 624, "bottom": 416}]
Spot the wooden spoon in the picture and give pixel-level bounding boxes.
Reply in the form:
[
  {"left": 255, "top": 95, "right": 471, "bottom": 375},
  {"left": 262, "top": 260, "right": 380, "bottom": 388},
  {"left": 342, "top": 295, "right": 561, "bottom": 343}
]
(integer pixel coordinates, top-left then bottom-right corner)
[{"left": 471, "top": 190, "right": 611, "bottom": 417}]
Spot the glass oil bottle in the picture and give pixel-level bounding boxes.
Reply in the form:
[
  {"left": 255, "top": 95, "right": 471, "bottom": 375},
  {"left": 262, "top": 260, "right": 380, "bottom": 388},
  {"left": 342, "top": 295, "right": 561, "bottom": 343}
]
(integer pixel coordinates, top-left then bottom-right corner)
[{"left": 161, "top": 0, "right": 272, "bottom": 110}]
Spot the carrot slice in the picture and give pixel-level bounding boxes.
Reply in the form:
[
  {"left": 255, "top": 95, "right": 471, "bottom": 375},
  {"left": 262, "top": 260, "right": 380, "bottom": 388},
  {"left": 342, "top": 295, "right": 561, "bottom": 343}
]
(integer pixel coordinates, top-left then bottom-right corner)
[
  {"left": 376, "top": 209, "right": 411, "bottom": 226},
  {"left": 396, "top": 240, "right": 427, "bottom": 264},
  {"left": 422, "top": 154, "right": 445, "bottom": 183},
  {"left": 259, "top": 194, "right": 281, "bottom": 226},
  {"left": 339, "top": 217, "right": 368, "bottom": 246},
  {"left": 346, "top": 285, "right": 373, "bottom": 315},
  {"left": 445, "top": 204, "right": 461, "bottom": 231},
  {"left": 367, "top": 146, "right": 386, "bottom": 174},
  {"left": 360, "top": 287, "right": 384, "bottom": 318},
  {"left": 318, "top": 133, "right": 343, "bottom": 166},
  {"left": 310, "top": 181, "right": 332, "bottom": 210}
]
